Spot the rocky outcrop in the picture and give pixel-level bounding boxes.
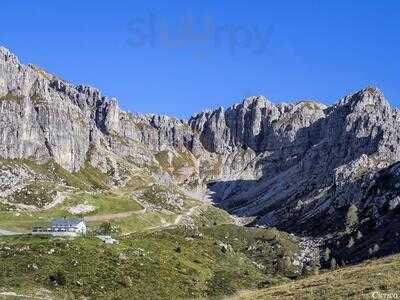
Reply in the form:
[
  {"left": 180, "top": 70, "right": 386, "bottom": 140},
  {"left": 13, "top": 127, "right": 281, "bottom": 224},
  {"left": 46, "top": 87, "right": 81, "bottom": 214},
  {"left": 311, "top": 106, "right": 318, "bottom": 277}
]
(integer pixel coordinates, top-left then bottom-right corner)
[
  {"left": 0, "top": 47, "right": 93, "bottom": 171},
  {"left": 320, "top": 160, "right": 400, "bottom": 266},
  {"left": 208, "top": 87, "right": 400, "bottom": 221},
  {"left": 189, "top": 96, "right": 326, "bottom": 154}
]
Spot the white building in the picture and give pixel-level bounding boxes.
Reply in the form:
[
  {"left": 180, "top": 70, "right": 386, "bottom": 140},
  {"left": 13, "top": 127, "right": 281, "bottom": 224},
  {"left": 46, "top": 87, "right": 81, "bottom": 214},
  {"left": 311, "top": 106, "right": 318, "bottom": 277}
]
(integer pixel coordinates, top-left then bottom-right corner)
[
  {"left": 96, "top": 235, "right": 119, "bottom": 245},
  {"left": 32, "top": 218, "right": 87, "bottom": 237}
]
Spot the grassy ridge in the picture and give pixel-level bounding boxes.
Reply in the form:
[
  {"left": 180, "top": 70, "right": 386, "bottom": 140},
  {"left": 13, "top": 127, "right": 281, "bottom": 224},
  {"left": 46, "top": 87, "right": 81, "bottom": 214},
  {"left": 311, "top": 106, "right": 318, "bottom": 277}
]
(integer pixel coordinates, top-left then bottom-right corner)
[{"left": 229, "top": 254, "right": 400, "bottom": 299}]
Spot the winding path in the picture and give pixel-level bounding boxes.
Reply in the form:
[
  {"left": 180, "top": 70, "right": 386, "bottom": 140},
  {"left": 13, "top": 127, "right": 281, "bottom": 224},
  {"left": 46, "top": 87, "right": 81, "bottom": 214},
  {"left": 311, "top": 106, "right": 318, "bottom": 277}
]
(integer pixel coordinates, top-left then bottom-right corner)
[{"left": 144, "top": 203, "right": 208, "bottom": 232}]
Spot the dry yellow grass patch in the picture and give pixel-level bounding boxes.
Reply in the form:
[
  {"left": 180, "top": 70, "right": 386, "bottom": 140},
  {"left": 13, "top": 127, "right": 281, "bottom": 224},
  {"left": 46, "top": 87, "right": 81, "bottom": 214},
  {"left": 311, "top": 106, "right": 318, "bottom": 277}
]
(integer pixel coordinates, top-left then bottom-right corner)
[{"left": 228, "top": 254, "right": 400, "bottom": 300}]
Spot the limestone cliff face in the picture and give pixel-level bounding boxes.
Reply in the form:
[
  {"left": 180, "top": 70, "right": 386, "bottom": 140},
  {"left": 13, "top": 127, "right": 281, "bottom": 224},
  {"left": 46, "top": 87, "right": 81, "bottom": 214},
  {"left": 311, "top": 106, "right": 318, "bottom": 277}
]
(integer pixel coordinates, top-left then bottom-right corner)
[
  {"left": 0, "top": 47, "right": 93, "bottom": 171},
  {"left": 0, "top": 47, "right": 197, "bottom": 173},
  {"left": 189, "top": 96, "right": 326, "bottom": 154},
  {"left": 2, "top": 47, "right": 400, "bottom": 262}
]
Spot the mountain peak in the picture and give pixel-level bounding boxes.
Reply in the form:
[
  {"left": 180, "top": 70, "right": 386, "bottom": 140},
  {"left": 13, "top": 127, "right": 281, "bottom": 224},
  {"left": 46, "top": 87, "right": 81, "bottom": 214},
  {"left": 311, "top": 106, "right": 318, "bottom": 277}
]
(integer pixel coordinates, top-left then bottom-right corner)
[
  {"left": 242, "top": 95, "right": 270, "bottom": 108},
  {"left": 0, "top": 46, "right": 19, "bottom": 64},
  {"left": 0, "top": 46, "right": 12, "bottom": 55},
  {"left": 357, "top": 86, "right": 385, "bottom": 100},
  {"left": 337, "top": 86, "right": 389, "bottom": 111}
]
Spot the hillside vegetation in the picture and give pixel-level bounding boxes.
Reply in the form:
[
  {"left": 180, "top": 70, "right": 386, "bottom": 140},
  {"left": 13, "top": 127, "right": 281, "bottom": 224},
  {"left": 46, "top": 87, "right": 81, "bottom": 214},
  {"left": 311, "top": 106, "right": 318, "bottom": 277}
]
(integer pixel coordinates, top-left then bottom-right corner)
[
  {"left": 0, "top": 158, "right": 197, "bottom": 233},
  {"left": 229, "top": 254, "right": 400, "bottom": 300},
  {"left": 0, "top": 225, "right": 313, "bottom": 299}
]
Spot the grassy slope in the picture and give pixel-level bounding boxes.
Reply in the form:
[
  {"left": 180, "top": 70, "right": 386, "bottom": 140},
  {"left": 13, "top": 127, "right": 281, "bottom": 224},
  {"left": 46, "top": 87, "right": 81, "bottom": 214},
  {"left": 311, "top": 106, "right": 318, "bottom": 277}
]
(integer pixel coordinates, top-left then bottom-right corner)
[
  {"left": 0, "top": 159, "right": 197, "bottom": 233},
  {"left": 0, "top": 191, "right": 144, "bottom": 232},
  {"left": 21, "top": 159, "right": 110, "bottom": 191},
  {"left": 229, "top": 254, "right": 400, "bottom": 300},
  {"left": 0, "top": 225, "right": 303, "bottom": 299}
]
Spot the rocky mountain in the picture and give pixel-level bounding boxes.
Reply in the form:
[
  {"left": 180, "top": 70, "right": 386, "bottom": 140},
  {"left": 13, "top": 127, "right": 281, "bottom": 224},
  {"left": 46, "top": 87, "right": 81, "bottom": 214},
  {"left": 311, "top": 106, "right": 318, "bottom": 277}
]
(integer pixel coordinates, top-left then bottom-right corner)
[{"left": 1, "top": 46, "right": 400, "bottom": 266}]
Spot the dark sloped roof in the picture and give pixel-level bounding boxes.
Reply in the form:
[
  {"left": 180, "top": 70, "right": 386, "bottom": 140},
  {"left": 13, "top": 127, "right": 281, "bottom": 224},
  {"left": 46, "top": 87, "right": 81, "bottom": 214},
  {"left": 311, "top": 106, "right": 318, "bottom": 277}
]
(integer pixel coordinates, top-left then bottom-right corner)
[{"left": 51, "top": 218, "right": 84, "bottom": 227}]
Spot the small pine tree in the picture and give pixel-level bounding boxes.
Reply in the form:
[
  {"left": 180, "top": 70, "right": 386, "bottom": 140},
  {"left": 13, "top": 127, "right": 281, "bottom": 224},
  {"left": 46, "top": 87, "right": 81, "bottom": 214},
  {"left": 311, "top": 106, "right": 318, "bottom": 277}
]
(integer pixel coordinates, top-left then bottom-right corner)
[
  {"left": 49, "top": 270, "right": 66, "bottom": 286},
  {"left": 99, "top": 221, "right": 112, "bottom": 234},
  {"left": 330, "top": 258, "right": 337, "bottom": 270},
  {"left": 347, "top": 237, "right": 355, "bottom": 248},
  {"left": 345, "top": 204, "right": 359, "bottom": 233},
  {"left": 368, "top": 243, "right": 380, "bottom": 255},
  {"left": 323, "top": 247, "right": 331, "bottom": 261}
]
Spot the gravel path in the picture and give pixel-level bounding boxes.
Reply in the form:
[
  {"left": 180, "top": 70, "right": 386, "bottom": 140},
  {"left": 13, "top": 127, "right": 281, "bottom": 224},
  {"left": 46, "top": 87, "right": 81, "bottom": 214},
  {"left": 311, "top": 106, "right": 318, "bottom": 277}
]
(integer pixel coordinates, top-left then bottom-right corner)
[
  {"left": 0, "top": 228, "right": 20, "bottom": 236},
  {"left": 83, "top": 208, "right": 146, "bottom": 222}
]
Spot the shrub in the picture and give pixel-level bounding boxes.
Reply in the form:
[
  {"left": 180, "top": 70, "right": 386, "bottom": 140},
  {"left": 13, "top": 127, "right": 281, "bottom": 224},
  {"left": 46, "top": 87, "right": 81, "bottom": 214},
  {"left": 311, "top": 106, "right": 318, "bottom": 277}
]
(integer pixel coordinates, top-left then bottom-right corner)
[
  {"left": 347, "top": 237, "right": 355, "bottom": 248},
  {"left": 323, "top": 248, "right": 331, "bottom": 261},
  {"left": 330, "top": 258, "right": 337, "bottom": 270},
  {"left": 369, "top": 244, "right": 380, "bottom": 255},
  {"left": 49, "top": 271, "right": 66, "bottom": 286},
  {"left": 98, "top": 221, "right": 113, "bottom": 234},
  {"left": 345, "top": 204, "right": 359, "bottom": 233}
]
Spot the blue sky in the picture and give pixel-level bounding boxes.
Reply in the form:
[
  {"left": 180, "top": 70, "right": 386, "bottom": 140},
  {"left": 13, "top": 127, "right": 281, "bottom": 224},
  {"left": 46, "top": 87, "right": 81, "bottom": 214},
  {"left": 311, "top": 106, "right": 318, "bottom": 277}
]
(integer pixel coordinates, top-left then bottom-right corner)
[{"left": 0, "top": 1, "right": 398, "bottom": 118}]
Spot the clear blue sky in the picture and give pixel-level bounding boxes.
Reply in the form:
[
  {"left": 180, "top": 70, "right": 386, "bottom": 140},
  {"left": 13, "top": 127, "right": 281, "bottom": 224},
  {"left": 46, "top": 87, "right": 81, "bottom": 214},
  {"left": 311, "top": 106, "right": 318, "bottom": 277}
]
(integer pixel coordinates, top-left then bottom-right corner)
[{"left": 0, "top": 1, "right": 398, "bottom": 118}]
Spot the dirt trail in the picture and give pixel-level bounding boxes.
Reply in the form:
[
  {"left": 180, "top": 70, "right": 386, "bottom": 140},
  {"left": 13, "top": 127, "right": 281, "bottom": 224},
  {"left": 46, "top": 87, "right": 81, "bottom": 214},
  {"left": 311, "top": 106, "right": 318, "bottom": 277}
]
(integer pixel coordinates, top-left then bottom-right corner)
[
  {"left": 0, "top": 228, "right": 21, "bottom": 236},
  {"left": 84, "top": 208, "right": 146, "bottom": 222},
  {"left": 0, "top": 186, "right": 212, "bottom": 234},
  {"left": 144, "top": 203, "right": 208, "bottom": 233},
  {"left": 174, "top": 203, "right": 207, "bottom": 225}
]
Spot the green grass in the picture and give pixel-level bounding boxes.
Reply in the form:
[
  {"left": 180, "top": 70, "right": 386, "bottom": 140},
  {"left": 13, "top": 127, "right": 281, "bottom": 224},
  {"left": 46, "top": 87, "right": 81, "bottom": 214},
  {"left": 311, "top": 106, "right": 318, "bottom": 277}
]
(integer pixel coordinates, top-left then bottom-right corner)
[
  {"left": 200, "top": 224, "right": 302, "bottom": 279},
  {"left": 17, "top": 159, "right": 110, "bottom": 190},
  {"left": 0, "top": 158, "right": 110, "bottom": 192},
  {"left": 192, "top": 206, "right": 235, "bottom": 227},
  {"left": 0, "top": 158, "right": 197, "bottom": 234},
  {"left": 6, "top": 181, "right": 58, "bottom": 208},
  {"left": 112, "top": 210, "right": 177, "bottom": 233},
  {"left": 56, "top": 162, "right": 110, "bottom": 190},
  {"left": 65, "top": 191, "right": 143, "bottom": 216},
  {"left": 0, "top": 225, "right": 305, "bottom": 299},
  {"left": 124, "top": 174, "right": 152, "bottom": 190},
  {"left": 0, "top": 191, "right": 143, "bottom": 232},
  {"left": 2, "top": 226, "right": 400, "bottom": 300},
  {"left": 0, "top": 201, "right": 16, "bottom": 212},
  {"left": 135, "top": 183, "right": 195, "bottom": 213}
]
